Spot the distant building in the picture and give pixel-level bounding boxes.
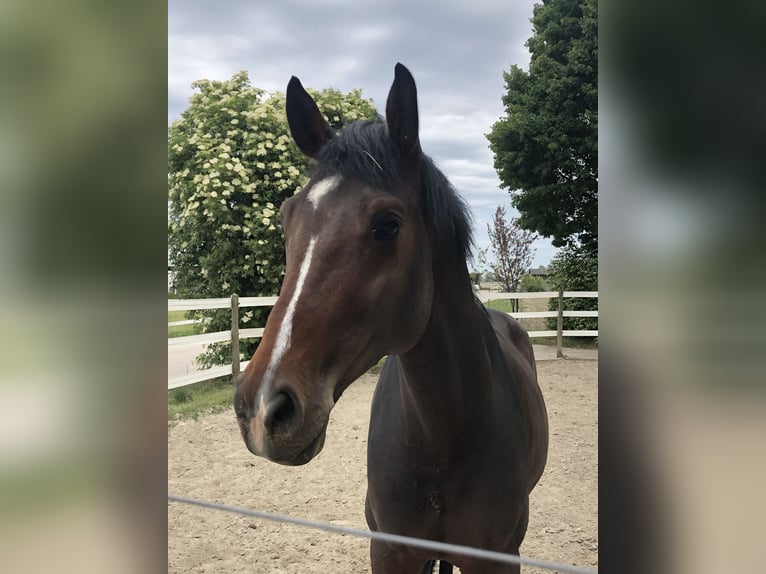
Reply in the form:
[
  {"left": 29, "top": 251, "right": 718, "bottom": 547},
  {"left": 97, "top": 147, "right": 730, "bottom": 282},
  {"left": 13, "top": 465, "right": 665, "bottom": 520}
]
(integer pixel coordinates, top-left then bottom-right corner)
[{"left": 528, "top": 265, "right": 548, "bottom": 279}]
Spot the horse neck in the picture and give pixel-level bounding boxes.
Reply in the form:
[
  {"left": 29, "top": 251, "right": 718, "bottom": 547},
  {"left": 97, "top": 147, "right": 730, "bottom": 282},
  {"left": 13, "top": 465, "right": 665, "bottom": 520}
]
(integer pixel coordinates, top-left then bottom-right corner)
[{"left": 396, "top": 247, "right": 495, "bottom": 445}]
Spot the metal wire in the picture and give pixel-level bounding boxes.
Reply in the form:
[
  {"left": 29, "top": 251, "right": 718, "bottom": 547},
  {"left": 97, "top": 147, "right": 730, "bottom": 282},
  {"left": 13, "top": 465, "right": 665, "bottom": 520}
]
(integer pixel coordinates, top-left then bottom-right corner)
[{"left": 169, "top": 494, "right": 597, "bottom": 574}]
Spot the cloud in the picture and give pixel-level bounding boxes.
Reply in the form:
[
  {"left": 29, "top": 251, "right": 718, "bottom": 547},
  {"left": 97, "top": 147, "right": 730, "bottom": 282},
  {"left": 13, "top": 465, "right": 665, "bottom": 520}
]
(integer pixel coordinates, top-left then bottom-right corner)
[
  {"left": 168, "top": 0, "right": 556, "bottom": 266},
  {"left": 168, "top": 33, "right": 254, "bottom": 121}
]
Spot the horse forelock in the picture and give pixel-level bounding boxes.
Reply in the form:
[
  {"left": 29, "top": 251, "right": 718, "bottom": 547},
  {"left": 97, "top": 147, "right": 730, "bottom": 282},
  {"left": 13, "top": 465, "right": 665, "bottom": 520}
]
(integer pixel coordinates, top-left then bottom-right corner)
[{"left": 311, "top": 119, "right": 474, "bottom": 261}]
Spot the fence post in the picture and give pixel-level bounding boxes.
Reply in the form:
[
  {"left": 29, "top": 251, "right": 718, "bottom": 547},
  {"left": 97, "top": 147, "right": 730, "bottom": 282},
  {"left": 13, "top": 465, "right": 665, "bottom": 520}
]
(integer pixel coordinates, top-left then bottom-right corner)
[
  {"left": 556, "top": 289, "right": 564, "bottom": 358},
  {"left": 231, "top": 293, "right": 240, "bottom": 379}
]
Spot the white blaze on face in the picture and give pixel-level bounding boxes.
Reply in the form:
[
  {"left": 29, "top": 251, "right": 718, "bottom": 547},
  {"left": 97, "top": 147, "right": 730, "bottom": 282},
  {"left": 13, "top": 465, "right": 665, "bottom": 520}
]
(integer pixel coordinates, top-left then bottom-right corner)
[
  {"left": 253, "top": 394, "right": 266, "bottom": 453},
  {"left": 261, "top": 236, "right": 317, "bottom": 391},
  {"left": 307, "top": 175, "right": 341, "bottom": 210}
]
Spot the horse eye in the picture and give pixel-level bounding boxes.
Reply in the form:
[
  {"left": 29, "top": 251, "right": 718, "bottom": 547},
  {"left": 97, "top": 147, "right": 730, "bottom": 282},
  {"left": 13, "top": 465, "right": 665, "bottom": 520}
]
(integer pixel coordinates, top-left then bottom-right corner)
[{"left": 372, "top": 215, "right": 401, "bottom": 241}]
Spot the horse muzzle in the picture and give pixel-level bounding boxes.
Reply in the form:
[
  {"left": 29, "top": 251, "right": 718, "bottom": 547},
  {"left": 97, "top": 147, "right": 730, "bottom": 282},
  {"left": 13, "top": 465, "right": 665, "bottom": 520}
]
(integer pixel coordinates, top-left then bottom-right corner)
[{"left": 233, "top": 382, "right": 329, "bottom": 466}]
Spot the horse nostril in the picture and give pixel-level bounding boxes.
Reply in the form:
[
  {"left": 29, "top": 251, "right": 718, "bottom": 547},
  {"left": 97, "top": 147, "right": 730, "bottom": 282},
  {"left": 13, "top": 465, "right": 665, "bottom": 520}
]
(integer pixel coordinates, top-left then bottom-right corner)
[{"left": 264, "top": 391, "right": 301, "bottom": 435}]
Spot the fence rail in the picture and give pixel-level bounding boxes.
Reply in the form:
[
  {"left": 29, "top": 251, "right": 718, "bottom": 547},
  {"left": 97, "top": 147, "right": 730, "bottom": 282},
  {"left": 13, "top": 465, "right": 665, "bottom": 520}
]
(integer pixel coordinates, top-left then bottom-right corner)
[
  {"left": 168, "top": 296, "right": 279, "bottom": 312},
  {"left": 168, "top": 290, "right": 598, "bottom": 389}
]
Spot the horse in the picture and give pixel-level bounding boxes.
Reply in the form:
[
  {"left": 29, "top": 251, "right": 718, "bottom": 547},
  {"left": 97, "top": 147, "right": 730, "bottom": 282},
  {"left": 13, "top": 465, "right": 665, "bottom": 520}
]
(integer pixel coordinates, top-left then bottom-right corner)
[{"left": 233, "top": 63, "right": 548, "bottom": 574}]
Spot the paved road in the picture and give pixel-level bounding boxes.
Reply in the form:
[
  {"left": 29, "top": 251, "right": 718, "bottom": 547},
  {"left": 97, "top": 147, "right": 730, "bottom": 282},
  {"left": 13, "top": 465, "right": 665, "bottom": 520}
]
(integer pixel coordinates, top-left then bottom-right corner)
[{"left": 168, "top": 344, "right": 209, "bottom": 379}]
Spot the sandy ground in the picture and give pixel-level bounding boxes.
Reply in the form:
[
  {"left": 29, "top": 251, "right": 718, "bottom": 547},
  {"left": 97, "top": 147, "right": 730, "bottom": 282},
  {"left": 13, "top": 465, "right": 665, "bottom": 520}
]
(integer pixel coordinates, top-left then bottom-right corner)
[{"left": 168, "top": 359, "right": 597, "bottom": 573}]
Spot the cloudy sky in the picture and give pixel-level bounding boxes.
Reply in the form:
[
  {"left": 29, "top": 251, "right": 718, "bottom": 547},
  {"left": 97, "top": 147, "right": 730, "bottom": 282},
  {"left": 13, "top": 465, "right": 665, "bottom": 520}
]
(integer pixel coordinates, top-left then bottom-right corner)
[{"left": 168, "top": 0, "right": 555, "bottom": 268}]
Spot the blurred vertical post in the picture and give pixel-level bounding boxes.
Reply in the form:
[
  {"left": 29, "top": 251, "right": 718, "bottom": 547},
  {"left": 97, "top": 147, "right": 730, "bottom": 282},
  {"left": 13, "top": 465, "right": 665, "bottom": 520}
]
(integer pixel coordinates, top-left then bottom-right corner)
[
  {"left": 0, "top": 0, "right": 168, "bottom": 572},
  {"left": 600, "top": 0, "right": 766, "bottom": 571}
]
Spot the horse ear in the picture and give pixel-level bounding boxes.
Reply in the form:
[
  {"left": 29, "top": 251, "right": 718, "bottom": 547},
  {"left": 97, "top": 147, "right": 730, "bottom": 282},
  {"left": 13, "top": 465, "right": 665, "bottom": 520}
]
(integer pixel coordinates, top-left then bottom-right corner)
[
  {"left": 386, "top": 63, "right": 421, "bottom": 158},
  {"left": 286, "top": 76, "right": 335, "bottom": 158}
]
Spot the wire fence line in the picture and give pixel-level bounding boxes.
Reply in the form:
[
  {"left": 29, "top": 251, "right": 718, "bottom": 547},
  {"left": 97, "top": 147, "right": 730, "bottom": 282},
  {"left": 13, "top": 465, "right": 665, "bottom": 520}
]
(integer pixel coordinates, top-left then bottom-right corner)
[{"left": 168, "top": 494, "right": 597, "bottom": 574}]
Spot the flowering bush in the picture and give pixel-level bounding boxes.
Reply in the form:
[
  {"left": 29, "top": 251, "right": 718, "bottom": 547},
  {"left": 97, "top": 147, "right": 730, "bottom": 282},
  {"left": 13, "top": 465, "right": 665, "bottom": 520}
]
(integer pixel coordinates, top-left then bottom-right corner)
[{"left": 168, "top": 71, "right": 377, "bottom": 367}]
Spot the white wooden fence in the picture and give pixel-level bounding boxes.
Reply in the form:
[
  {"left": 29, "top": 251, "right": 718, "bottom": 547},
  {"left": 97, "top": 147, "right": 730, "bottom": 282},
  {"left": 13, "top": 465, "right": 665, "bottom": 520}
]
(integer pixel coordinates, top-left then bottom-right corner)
[{"left": 168, "top": 291, "right": 598, "bottom": 390}]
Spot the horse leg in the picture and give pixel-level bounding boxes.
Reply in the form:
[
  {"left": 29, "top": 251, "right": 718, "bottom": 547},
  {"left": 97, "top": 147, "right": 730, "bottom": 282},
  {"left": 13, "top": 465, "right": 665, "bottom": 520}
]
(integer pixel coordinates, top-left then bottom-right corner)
[
  {"left": 370, "top": 540, "right": 429, "bottom": 574},
  {"left": 421, "top": 560, "right": 453, "bottom": 574},
  {"left": 459, "top": 504, "right": 529, "bottom": 574},
  {"left": 509, "top": 499, "right": 530, "bottom": 553},
  {"left": 463, "top": 501, "right": 529, "bottom": 573}
]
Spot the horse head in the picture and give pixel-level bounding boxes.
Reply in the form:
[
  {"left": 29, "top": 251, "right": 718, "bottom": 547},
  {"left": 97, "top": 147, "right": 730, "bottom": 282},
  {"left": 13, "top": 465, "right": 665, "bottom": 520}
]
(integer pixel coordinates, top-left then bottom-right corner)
[{"left": 233, "top": 64, "right": 435, "bottom": 465}]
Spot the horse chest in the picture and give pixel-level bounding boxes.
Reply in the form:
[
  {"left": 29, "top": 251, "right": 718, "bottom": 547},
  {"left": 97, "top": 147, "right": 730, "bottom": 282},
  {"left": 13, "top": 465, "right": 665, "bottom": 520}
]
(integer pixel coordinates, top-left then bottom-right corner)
[
  {"left": 367, "top": 456, "right": 519, "bottom": 542},
  {"left": 367, "top": 359, "right": 531, "bottom": 542},
  {"left": 367, "top": 467, "right": 447, "bottom": 536}
]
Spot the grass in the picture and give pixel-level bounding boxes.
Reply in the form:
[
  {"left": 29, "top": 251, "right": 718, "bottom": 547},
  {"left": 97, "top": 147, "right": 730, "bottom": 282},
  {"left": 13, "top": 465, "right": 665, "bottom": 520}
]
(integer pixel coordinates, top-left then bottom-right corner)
[
  {"left": 484, "top": 298, "right": 518, "bottom": 313},
  {"left": 168, "top": 309, "right": 186, "bottom": 322},
  {"left": 168, "top": 376, "right": 235, "bottom": 423},
  {"left": 168, "top": 322, "right": 201, "bottom": 338},
  {"left": 167, "top": 308, "right": 202, "bottom": 338}
]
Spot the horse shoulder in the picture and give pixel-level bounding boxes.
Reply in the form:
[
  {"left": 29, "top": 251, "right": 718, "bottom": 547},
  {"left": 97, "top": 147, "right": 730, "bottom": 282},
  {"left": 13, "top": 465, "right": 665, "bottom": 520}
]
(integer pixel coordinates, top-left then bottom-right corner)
[
  {"left": 486, "top": 307, "right": 535, "bottom": 372},
  {"left": 485, "top": 307, "right": 549, "bottom": 491}
]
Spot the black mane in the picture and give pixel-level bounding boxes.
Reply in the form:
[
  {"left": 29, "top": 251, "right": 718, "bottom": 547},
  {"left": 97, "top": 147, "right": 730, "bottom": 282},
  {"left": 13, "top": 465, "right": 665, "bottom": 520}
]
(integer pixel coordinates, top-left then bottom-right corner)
[{"left": 312, "top": 119, "right": 474, "bottom": 260}]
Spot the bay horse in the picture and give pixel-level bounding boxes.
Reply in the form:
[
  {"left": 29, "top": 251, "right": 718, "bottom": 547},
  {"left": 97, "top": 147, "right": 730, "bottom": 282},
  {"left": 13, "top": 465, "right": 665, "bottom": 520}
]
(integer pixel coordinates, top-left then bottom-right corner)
[{"left": 233, "top": 63, "right": 548, "bottom": 574}]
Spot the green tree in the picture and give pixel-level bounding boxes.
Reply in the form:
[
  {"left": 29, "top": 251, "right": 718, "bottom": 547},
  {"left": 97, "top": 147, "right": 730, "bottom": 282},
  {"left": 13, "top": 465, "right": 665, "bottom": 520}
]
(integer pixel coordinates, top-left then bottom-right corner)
[
  {"left": 545, "top": 244, "right": 598, "bottom": 337},
  {"left": 521, "top": 274, "right": 546, "bottom": 292},
  {"left": 487, "top": 0, "right": 597, "bottom": 252},
  {"left": 470, "top": 246, "right": 490, "bottom": 289},
  {"left": 168, "top": 71, "right": 377, "bottom": 367},
  {"left": 486, "top": 205, "right": 538, "bottom": 312}
]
